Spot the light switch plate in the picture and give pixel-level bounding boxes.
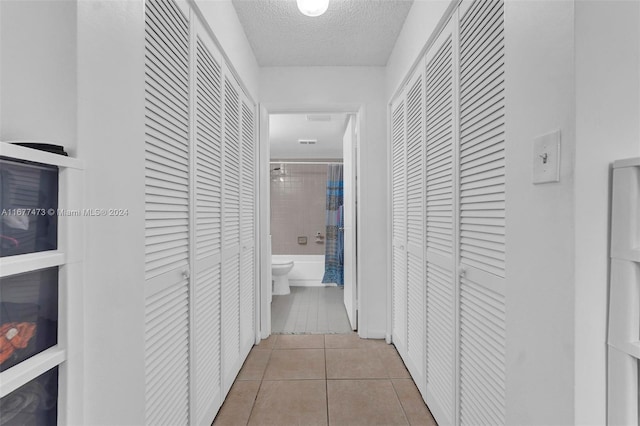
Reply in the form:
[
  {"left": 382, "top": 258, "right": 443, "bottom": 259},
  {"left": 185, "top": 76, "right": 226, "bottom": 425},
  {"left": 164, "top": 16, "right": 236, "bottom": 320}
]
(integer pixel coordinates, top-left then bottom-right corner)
[{"left": 533, "top": 130, "right": 561, "bottom": 184}]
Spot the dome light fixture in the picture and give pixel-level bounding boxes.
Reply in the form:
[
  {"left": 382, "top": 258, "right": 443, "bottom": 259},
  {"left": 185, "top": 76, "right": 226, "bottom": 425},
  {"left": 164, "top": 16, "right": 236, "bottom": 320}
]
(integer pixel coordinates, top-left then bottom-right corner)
[{"left": 296, "top": 0, "right": 329, "bottom": 17}]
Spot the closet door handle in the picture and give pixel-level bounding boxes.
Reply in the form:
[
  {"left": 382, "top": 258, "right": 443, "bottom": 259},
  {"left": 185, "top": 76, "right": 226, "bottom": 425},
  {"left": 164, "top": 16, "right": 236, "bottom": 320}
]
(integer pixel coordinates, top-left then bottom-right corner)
[{"left": 182, "top": 268, "right": 190, "bottom": 279}]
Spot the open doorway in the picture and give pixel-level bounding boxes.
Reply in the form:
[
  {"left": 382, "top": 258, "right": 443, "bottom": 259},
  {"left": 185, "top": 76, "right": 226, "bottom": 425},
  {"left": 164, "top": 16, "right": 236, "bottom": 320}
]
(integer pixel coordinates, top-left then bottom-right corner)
[{"left": 259, "top": 108, "right": 359, "bottom": 336}]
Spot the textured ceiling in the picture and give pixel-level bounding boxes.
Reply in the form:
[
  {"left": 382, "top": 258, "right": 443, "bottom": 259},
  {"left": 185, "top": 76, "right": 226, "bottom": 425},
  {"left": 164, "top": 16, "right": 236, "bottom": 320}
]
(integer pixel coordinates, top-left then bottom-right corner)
[
  {"left": 232, "top": 0, "right": 414, "bottom": 66},
  {"left": 270, "top": 113, "right": 348, "bottom": 159}
]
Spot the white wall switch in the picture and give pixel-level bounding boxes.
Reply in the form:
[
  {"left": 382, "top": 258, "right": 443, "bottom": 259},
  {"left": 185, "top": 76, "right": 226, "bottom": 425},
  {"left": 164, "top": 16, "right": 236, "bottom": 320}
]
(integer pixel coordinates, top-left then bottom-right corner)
[{"left": 533, "top": 130, "right": 561, "bottom": 184}]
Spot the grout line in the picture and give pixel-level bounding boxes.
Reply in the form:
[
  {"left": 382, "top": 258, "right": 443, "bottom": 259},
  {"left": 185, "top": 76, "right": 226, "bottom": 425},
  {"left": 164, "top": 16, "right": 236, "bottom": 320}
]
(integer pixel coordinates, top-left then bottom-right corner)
[
  {"left": 390, "top": 378, "right": 412, "bottom": 426},
  {"left": 245, "top": 339, "right": 275, "bottom": 425}
]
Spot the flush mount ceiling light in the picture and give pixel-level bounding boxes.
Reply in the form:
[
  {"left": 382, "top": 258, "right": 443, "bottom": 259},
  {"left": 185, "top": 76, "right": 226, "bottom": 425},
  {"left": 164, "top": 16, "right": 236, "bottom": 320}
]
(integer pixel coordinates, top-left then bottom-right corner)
[{"left": 296, "top": 0, "right": 329, "bottom": 17}]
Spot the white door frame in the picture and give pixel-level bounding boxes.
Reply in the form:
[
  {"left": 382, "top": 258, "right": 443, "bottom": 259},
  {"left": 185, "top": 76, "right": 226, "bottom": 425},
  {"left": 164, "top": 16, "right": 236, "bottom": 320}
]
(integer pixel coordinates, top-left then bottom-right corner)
[{"left": 258, "top": 103, "right": 363, "bottom": 338}]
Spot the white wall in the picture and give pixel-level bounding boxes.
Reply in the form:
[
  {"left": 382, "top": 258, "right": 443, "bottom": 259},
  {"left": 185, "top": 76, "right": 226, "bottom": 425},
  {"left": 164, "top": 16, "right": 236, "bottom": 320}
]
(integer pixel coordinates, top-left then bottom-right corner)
[
  {"left": 260, "top": 66, "right": 388, "bottom": 337},
  {"left": 504, "top": 2, "right": 576, "bottom": 424},
  {"left": 0, "top": 0, "right": 77, "bottom": 153},
  {"left": 76, "top": 1, "right": 146, "bottom": 424},
  {"left": 385, "top": 0, "right": 452, "bottom": 101},
  {"left": 574, "top": 1, "right": 640, "bottom": 423},
  {"left": 195, "top": 0, "right": 260, "bottom": 100}
]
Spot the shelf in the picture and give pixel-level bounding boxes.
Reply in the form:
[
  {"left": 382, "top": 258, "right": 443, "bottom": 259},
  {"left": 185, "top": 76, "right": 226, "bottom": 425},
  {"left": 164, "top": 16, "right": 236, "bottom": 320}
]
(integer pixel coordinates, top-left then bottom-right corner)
[
  {"left": 0, "top": 142, "right": 83, "bottom": 170},
  {"left": 611, "top": 248, "right": 640, "bottom": 263},
  {"left": 0, "top": 251, "right": 66, "bottom": 277},
  {"left": 613, "top": 157, "right": 640, "bottom": 169},
  {"left": 0, "top": 346, "right": 66, "bottom": 397}
]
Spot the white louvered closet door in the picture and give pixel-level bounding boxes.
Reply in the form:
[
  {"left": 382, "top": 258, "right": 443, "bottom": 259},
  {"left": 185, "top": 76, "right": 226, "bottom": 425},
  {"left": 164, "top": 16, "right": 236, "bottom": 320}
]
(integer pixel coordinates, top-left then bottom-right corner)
[
  {"left": 221, "top": 72, "right": 243, "bottom": 394},
  {"left": 193, "top": 19, "right": 224, "bottom": 426},
  {"left": 143, "top": 0, "right": 191, "bottom": 424},
  {"left": 404, "top": 67, "right": 427, "bottom": 396},
  {"left": 458, "top": 1, "right": 507, "bottom": 424},
  {"left": 239, "top": 97, "right": 256, "bottom": 355},
  {"left": 424, "top": 18, "right": 457, "bottom": 426},
  {"left": 391, "top": 97, "right": 408, "bottom": 357}
]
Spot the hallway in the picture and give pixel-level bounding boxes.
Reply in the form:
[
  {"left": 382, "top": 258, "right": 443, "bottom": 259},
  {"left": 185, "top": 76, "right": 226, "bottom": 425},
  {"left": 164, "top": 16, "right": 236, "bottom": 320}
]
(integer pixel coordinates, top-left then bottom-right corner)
[{"left": 213, "top": 334, "right": 436, "bottom": 425}]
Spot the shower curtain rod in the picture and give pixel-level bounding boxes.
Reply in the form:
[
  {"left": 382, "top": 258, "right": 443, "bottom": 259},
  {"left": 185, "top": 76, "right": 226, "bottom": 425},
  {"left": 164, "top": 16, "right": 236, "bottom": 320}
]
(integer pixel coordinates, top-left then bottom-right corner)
[{"left": 270, "top": 161, "right": 343, "bottom": 165}]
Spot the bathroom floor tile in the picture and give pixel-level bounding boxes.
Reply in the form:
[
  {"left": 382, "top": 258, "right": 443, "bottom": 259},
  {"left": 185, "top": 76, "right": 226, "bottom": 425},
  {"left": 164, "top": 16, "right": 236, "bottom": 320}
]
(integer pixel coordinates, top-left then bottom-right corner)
[
  {"left": 247, "top": 380, "right": 328, "bottom": 426},
  {"left": 274, "top": 334, "right": 325, "bottom": 349},
  {"left": 326, "top": 348, "right": 388, "bottom": 379},
  {"left": 263, "top": 349, "right": 326, "bottom": 380},
  {"left": 376, "top": 345, "right": 411, "bottom": 379},
  {"left": 272, "top": 287, "right": 352, "bottom": 334},
  {"left": 392, "top": 379, "right": 438, "bottom": 426},
  {"left": 213, "top": 380, "right": 260, "bottom": 426},
  {"left": 327, "top": 379, "right": 409, "bottom": 425},
  {"left": 237, "top": 348, "right": 271, "bottom": 381}
]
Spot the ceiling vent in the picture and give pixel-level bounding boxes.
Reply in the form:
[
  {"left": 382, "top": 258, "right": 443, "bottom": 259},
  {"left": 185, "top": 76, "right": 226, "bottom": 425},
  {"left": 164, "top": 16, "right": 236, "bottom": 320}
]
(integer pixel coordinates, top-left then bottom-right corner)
[
  {"left": 306, "top": 114, "right": 332, "bottom": 122},
  {"left": 298, "top": 139, "right": 317, "bottom": 145}
]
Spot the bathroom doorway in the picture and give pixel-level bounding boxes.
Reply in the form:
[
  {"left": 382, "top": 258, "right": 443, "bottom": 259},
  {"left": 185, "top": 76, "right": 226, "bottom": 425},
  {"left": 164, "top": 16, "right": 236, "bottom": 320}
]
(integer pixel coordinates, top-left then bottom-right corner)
[{"left": 258, "top": 107, "right": 359, "bottom": 336}]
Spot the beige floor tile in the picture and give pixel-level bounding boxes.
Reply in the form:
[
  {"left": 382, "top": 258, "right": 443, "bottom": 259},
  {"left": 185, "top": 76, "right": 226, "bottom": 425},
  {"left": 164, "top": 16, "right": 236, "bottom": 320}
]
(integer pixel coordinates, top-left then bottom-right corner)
[
  {"left": 254, "top": 335, "right": 277, "bottom": 350},
  {"left": 237, "top": 349, "right": 271, "bottom": 381},
  {"left": 327, "top": 379, "right": 409, "bottom": 426},
  {"left": 263, "top": 349, "right": 326, "bottom": 380},
  {"left": 247, "top": 380, "right": 328, "bottom": 426},
  {"left": 274, "top": 334, "right": 325, "bottom": 349},
  {"left": 324, "top": 333, "right": 389, "bottom": 349},
  {"left": 325, "top": 333, "right": 371, "bottom": 349},
  {"left": 376, "top": 346, "right": 411, "bottom": 379},
  {"left": 213, "top": 380, "right": 260, "bottom": 426},
  {"left": 326, "top": 348, "right": 388, "bottom": 379},
  {"left": 392, "top": 379, "right": 437, "bottom": 426}
]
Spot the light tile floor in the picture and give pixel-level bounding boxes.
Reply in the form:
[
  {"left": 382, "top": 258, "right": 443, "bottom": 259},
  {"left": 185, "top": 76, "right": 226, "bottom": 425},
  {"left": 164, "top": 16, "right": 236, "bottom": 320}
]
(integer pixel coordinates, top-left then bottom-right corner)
[
  {"left": 272, "top": 287, "right": 352, "bottom": 334},
  {"left": 213, "top": 333, "right": 438, "bottom": 426}
]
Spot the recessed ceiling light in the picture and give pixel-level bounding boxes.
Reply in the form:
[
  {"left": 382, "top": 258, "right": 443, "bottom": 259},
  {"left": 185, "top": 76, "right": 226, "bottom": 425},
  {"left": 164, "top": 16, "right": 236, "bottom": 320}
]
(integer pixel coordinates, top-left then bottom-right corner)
[{"left": 296, "top": 0, "right": 329, "bottom": 17}]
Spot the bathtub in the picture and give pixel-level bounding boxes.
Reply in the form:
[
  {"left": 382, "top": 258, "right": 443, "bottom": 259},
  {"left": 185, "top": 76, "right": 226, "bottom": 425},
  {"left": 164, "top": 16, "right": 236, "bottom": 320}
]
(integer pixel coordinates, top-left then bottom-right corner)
[{"left": 271, "top": 255, "right": 337, "bottom": 287}]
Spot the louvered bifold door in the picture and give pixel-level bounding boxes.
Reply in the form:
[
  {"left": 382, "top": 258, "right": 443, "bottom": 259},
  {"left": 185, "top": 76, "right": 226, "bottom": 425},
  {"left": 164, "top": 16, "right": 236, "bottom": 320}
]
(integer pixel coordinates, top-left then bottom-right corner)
[
  {"left": 404, "top": 67, "right": 427, "bottom": 396},
  {"left": 423, "top": 18, "right": 458, "bottom": 426},
  {"left": 391, "top": 97, "right": 408, "bottom": 357},
  {"left": 192, "top": 20, "right": 224, "bottom": 426},
  {"left": 458, "top": 1, "right": 507, "bottom": 425},
  {"left": 221, "top": 71, "right": 243, "bottom": 395},
  {"left": 239, "top": 96, "right": 256, "bottom": 357},
  {"left": 143, "top": 0, "right": 191, "bottom": 424}
]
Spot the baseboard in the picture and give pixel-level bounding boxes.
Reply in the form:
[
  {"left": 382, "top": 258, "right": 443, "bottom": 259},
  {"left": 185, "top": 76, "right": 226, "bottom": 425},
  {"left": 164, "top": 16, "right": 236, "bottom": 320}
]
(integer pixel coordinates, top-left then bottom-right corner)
[{"left": 290, "top": 279, "right": 337, "bottom": 287}]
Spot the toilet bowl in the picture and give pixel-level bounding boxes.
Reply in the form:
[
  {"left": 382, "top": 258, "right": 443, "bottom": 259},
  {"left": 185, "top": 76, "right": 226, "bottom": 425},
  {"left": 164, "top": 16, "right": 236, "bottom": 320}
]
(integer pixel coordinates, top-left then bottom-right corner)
[{"left": 272, "top": 259, "right": 294, "bottom": 295}]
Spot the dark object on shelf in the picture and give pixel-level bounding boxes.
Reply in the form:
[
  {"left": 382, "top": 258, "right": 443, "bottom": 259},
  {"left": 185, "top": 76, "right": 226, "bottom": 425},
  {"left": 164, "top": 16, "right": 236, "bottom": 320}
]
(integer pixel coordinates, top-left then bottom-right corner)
[
  {"left": 0, "top": 157, "right": 58, "bottom": 257},
  {"left": 12, "top": 143, "right": 67, "bottom": 157},
  {"left": 0, "top": 268, "right": 58, "bottom": 372},
  {"left": 0, "top": 366, "right": 58, "bottom": 426}
]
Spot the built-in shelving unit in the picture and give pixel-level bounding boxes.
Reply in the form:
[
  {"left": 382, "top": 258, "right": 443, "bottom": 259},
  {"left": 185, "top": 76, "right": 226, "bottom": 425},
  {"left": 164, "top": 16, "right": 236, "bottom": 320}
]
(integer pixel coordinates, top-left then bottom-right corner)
[
  {"left": 607, "top": 157, "right": 640, "bottom": 426},
  {"left": 0, "top": 141, "right": 83, "bottom": 425}
]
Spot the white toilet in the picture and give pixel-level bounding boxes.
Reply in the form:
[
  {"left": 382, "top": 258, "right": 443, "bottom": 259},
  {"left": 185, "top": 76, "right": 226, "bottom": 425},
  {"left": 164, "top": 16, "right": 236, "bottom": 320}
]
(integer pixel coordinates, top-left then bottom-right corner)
[{"left": 272, "top": 258, "right": 294, "bottom": 295}]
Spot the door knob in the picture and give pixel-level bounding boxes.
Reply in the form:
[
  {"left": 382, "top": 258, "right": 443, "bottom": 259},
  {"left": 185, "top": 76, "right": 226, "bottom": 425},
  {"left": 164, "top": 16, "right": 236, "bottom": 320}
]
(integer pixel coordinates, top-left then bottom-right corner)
[{"left": 182, "top": 269, "right": 190, "bottom": 279}]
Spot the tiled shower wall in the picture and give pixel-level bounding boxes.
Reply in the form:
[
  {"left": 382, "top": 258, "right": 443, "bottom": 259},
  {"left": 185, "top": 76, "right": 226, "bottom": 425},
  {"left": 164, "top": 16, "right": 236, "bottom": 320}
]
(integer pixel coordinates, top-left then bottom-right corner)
[{"left": 271, "top": 164, "right": 327, "bottom": 255}]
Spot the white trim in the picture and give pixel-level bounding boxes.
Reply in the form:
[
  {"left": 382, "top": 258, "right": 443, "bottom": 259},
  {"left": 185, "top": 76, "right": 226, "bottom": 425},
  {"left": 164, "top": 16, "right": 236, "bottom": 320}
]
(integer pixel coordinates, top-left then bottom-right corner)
[
  {"left": 0, "top": 251, "right": 66, "bottom": 278},
  {"left": 0, "top": 142, "right": 83, "bottom": 169},
  {"left": 259, "top": 103, "right": 363, "bottom": 337},
  {"left": 258, "top": 105, "right": 272, "bottom": 339},
  {"left": 0, "top": 346, "right": 66, "bottom": 397}
]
